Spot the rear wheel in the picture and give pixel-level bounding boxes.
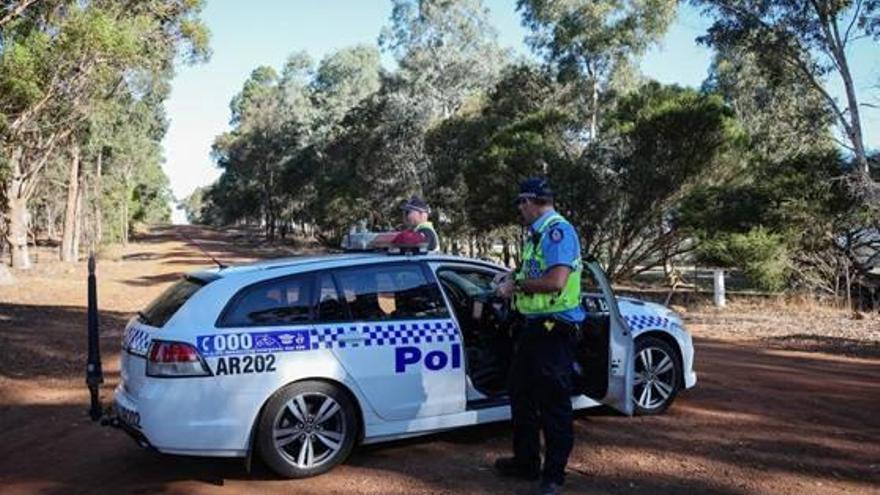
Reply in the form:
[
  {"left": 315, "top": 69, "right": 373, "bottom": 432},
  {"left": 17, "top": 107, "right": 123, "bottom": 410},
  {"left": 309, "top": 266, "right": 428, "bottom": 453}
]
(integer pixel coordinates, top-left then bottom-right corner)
[
  {"left": 633, "top": 336, "right": 681, "bottom": 415},
  {"left": 257, "top": 381, "right": 357, "bottom": 478}
]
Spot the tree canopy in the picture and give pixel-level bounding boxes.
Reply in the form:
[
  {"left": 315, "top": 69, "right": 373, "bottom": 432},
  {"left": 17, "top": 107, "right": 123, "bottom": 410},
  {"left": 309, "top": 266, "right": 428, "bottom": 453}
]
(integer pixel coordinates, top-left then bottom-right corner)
[{"left": 4, "top": 0, "right": 869, "bottom": 303}]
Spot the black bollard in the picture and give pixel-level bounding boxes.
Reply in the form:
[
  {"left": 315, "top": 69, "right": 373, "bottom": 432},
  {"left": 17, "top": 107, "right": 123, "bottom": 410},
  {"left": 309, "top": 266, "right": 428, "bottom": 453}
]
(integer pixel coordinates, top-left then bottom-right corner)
[{"left": 86, "top": 254, "right": 104, "bottom": 421}]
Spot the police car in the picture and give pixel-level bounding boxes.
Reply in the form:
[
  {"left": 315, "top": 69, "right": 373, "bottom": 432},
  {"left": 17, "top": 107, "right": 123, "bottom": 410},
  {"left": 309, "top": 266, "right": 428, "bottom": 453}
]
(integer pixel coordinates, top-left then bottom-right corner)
[{"left": 113, "top": 237, "right": 696, "bottom": 478}]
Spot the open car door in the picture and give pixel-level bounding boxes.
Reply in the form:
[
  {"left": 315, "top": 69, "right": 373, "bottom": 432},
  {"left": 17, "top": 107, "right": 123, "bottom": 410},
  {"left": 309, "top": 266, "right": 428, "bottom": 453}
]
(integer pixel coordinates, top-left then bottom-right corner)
[{"left": 576, "top": 256, "right": 634, "bottom": 415}]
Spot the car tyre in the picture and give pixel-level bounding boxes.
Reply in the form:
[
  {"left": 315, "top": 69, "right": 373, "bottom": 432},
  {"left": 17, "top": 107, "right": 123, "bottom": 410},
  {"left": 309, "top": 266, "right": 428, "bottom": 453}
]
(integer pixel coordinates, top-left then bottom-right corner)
[
  {"left": 633, "top": 336, "right": 681, "bottom": 415},
  {"left": 257, "top": 380, "right": 357, "bottom": 478}
]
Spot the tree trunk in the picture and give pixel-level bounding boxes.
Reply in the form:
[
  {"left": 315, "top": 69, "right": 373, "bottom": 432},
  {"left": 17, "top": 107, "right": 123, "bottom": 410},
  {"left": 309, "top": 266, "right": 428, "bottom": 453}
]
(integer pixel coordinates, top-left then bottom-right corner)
[
  {"left": 4, "top": 146, "right": 32, "bottom": 269},
  {"left": 590, "top": 80, "right": 599, "bottom": 140},
  {"left": 72, "top": 169, "right": 85, "bottom": 260},
  {"left": 61, "top": 144, "right": 81, "bottom": 262},
  {"left": 122, "top": 168, "right": 131, "bottom": 246},
  {"left": 119, "top": 205, "right": 126, "bottom": 247},
  {"left": 834, "top": 258, "right": 841, "bottom": 308},
  {"left": 45, "top": 203, "right": 56, "bottom": 241},
  {"left": 122, "top": 198, "right": 129, "bottom": 246},
  {"left": 839, "top": 69, "right": 869, "bottom": 177},
  {"left": 0, "top": 0, "right": 40, "bottom": 29},
  {"left": 5, "top": 192, "right": 31, "bottom": 269},
  {"left": 94, "top": 149, "right": 103, "bottom": 246},
  {"left": 826, "top": 15, "right": 870, "bottom": 178}
]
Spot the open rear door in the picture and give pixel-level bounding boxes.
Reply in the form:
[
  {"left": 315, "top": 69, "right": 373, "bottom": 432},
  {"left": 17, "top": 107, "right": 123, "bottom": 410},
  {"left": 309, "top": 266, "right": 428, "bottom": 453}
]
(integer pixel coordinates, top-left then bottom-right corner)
[{"left": 581, "top": 257, "right": 634, "bottom": 415}]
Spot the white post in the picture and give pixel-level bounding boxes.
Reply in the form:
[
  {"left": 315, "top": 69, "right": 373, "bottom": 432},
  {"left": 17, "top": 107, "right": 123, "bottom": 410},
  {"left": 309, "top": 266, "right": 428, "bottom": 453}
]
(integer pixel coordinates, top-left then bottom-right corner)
[{"left": 713, "top": 269, "right": 726, "bottom": 308}]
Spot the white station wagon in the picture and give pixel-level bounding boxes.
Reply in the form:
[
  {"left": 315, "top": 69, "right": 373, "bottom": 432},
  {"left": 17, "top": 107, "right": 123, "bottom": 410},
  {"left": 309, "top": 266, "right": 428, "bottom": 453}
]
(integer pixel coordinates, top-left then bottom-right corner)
[{"left": 113, "top": 249, "right": 696, "bottom": 478}]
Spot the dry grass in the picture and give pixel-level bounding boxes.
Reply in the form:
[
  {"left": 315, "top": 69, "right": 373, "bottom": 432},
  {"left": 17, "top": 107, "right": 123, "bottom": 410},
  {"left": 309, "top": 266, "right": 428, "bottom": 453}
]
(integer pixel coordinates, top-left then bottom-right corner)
[{"left": 684, "top": 299, "right": 880, "bottom": 358}]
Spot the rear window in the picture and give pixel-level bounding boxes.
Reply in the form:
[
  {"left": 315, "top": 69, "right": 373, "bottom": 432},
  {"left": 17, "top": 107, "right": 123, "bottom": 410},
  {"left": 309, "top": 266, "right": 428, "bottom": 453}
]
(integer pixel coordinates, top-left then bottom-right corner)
[
  {"left": 218, "top": 273, "right": 314, "bottom": 327},
  {"left": 139, "top": 277, "right": 207, "bottom": 327}
]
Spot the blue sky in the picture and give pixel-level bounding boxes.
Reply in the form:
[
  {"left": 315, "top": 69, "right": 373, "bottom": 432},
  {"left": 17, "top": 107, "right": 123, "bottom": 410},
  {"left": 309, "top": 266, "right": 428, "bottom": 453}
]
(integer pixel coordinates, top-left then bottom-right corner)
[{"left": 163, "top": 1, "right": 879, "bottom": 223}]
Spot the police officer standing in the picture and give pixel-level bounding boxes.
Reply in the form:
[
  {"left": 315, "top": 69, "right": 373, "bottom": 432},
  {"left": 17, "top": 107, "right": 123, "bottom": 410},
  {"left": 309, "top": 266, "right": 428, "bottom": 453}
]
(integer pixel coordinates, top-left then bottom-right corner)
[
  {"left": 494, "top": 177, "right": 585, "bottom": 495},
  {"left": 401, "top": 196, "right": 440, "bottom": 252}
]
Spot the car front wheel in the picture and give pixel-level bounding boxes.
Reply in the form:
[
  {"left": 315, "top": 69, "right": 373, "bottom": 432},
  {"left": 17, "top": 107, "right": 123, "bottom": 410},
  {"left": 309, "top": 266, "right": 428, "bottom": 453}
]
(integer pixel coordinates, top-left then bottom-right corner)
[
  {"left": 257, "top": 380, "right": 358, "bottom": 478},
  {"left": 633, "top": 336, "right": 681, "bottom": 415}
]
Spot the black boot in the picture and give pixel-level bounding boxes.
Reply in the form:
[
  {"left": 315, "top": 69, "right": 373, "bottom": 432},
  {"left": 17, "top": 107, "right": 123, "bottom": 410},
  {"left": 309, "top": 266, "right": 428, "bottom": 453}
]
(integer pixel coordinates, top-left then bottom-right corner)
[{"left": 494, "top": 457, "right": 540, "bottom": 481}]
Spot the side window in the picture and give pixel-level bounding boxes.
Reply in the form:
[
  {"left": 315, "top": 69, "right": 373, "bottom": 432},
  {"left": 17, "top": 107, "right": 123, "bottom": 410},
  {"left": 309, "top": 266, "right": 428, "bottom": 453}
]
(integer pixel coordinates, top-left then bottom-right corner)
[
  {"left": 219, "top": 274, "right": 314, "bottom": 327},
  {"left": 582, "top": 266, "right": 602, "bottom": 292},
  {"left": 316, "top": 273, "right": 349, "bottom": 323},
  {"left": 582, "top": 266, "right": 609, "bottom": 313},
  {"left": 437, "top": 268, "right": 496, "bottom": 298},
  {"left": 333, "top": 264, "right": 449, "bottom": 321}
]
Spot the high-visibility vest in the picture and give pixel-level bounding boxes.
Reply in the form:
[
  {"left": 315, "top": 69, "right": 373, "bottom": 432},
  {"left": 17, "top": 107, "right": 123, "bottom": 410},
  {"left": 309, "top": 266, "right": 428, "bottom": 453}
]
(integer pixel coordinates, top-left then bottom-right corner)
[{"left": 514, "top": 213, "right": 582, "bottom": 314}]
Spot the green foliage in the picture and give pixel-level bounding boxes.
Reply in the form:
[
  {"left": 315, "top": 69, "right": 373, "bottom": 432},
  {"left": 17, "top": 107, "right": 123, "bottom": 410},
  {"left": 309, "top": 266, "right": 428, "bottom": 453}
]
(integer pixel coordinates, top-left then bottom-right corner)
[
  {"left": 692, "top": 0, "right": 877, "bottom": 178},
  {"left": 864, "top": 1, "right": 880, "bottom": 38},
  {"left": 200, "top": 0, "right": 506, "bottom": 243},
  {"left": 179, "top": 185, "right": 206, "bottom": 223},
  {"left": 425, "top": 64, "right": 563, "bottom": 234},
  {"left": 381, "top": 0, "right": 507, "bottom": 121},
  {"left": 0, "top": 29, "right": 50, "bottom": 108},
  {"left": 202, "top": 43, "right": 386, "bottom": 240},
  {"left": 679, "top": 148, "right": 859, "bottom": 293},
  {"left": 703, "top": 45, "right": 833, "bottom": 164},
  {"left": 428, "top": 72, "right": 741, "bottom": 280},
  {"left": 130, "top": 160, "right": 172, "bottom": 225},
  {"left": 558, "top": 82, "right": 742, "bottom": 278},
  {"left": 229, "top": 65, "right": 279, "bottom": 126},
  {"left": 696, "top": 228, "right": 789, "bottom": 292},
  {"left": 467, "top": 109, "right": 572, "bottom": 229},
  {"left": 1, "top": 0, "right": 209, "bottom": 258},
  {"left": 312, "top": 45, "right": 382, "bottom": 138},
  {"left": 518, "top": 0, "right": 677, "bottom": 134},
  {"left": 519, "top": 0, "right": 677, "bottom": 65},
  {"left": 185, "top": 0, "right": 873, "bottom": 299}
]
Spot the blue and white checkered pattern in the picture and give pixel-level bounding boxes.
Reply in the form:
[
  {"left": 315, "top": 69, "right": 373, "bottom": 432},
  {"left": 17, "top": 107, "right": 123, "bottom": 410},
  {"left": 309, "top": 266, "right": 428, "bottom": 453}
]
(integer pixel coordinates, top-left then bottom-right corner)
[
  {"left": 309, "top": 320, "right": 459, "bottom": 350},
  {"left": 623, "top": 314, "right": 669, "bottom": 332},
  {"left": 123, "top": 326, "right": 152, "bottom": 356}
]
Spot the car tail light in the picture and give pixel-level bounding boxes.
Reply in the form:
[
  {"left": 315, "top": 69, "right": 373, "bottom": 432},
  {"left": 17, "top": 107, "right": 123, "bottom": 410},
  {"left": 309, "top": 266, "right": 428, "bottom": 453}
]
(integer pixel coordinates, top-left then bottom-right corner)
[{"left": 146, "top": 340, "right": 211, "bottom": 378}]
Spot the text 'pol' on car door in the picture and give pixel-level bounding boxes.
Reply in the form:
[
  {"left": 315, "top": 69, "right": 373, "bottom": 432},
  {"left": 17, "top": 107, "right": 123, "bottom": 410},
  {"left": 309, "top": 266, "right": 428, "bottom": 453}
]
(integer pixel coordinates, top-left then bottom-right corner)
[{"left": 321, "top": 262, "right": 466, "bottom": 421}]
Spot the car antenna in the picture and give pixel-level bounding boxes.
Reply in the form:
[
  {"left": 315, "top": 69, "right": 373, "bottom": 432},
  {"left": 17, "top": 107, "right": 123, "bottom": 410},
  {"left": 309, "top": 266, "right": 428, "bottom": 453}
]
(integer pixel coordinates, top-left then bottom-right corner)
[{"left": 179, "top": 229, "right": 227, "bottom": 269}]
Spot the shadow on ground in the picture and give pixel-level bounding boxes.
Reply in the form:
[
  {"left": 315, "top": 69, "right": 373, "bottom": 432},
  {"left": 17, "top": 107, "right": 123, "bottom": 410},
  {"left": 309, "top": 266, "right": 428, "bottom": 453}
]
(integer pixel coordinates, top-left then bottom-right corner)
[{"left": 762, "top": 334, "right": 880, "bottom": 359}]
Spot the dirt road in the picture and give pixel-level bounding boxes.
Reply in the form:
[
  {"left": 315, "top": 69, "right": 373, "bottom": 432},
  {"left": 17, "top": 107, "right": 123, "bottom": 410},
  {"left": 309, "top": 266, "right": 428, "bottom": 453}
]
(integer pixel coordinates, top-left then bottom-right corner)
[{"left": 1, "top": 226, "right": 877, "bottom": 495}]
